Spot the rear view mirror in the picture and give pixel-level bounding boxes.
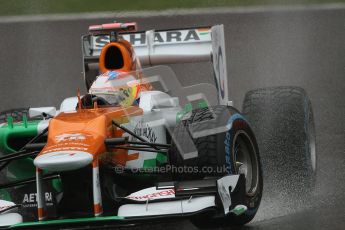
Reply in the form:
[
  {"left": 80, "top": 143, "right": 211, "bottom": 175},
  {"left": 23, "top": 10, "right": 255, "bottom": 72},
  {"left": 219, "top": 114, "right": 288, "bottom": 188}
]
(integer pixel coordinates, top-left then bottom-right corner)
[
  {"left": 29, "top": 107, "right": 57, "bottom": 118},
  {"left": 139, "top": 91, "right": 179, "bottom": 112},
  {"left": 151, "top": 95, "right": 179, "bottom": 109}
]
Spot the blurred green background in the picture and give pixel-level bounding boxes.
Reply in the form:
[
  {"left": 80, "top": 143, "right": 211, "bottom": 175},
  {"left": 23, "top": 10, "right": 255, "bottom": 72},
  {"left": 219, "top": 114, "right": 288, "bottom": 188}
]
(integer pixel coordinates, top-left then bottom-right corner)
[{"left": 0, "top": 0, "right": 344, "bottom": 16}]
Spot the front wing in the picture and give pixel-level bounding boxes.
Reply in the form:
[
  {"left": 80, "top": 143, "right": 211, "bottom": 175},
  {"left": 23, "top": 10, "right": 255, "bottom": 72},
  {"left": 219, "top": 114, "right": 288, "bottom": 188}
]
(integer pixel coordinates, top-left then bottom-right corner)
[{"left": 0, "top": 174, "right": 247, "bottom": 229}]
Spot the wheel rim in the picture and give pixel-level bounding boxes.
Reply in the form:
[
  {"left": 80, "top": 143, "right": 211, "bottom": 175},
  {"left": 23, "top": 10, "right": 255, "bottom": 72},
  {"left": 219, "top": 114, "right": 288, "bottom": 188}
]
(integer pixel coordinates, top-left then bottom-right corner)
[{"left": 233, "top": 131, "right": 259, "bottom": 196}]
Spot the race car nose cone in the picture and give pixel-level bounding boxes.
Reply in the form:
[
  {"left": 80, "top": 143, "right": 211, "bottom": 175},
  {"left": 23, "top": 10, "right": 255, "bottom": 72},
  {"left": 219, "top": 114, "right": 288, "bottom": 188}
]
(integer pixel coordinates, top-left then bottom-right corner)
[{"left": 34, "top": 151, "right": 93, "bottom": 172}]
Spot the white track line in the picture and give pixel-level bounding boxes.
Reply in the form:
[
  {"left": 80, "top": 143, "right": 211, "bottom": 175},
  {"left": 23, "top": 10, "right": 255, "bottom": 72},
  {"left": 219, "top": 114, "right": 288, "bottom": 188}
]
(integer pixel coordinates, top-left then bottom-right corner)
[{"left": 0, "top": 3, "right": 345, "bottom": 23}]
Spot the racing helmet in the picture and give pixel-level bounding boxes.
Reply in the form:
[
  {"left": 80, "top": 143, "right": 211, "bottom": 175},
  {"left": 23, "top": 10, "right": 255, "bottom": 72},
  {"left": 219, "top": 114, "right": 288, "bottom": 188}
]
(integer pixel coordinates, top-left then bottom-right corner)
[
  {"left": 89, "top": 70, "right": 141, "bottom": 107},
  {"left": 90, "top": 33, "right": 151, "bottom": 106}
]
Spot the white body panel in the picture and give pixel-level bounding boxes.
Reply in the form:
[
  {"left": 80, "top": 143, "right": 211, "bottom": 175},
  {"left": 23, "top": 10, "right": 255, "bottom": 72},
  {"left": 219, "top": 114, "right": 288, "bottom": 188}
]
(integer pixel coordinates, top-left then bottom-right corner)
[
  {"left": 122, "top": 116, "right": 167, "bottom": 169},
  {"left": 36, "top": 169, "right": 46, "bottom": 220},
  {"left": 29, "top": 107, "right": 56, "bottom": 118},
  {"left": 211, "top": 25, "right": 229, "bottom": 105},
  {"left": 0, "top": 213, "right": 22, "bottom": 227},
  {"left": 0, "top": 200, "right": 16, "bottom": 212},
  {"left": 34, "top": 151, "right": 93, "bottom": 171},
  {"left": 119, "top": 174, "right": 243, "bottom": 217},
  {"left": 37, "top": 119, "right": 50, "bottom": 133},
  {"left": 59, "top": 97, "right": 78, "bottom": 112},
  {"left": 92, "top": 163, "right": 103, "bottom": 216},
  {"left": 111, "top": 90, "right": 181, "bottom": 169},
  {"left": 217, "top": 175, "right": 240, "bottom": 214},
  {"left": 139, "top": 91, "right": 179, "bottom": 112},
  {"left": 118, "top": 196, "right": 215, "bottom": 217},
  {"left": 91, "top": 28, "right": 212, "bottom": 64}
]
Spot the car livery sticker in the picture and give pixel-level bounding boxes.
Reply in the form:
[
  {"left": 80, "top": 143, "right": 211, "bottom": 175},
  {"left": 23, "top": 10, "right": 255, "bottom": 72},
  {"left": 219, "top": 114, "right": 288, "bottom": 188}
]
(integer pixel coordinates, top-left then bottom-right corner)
[
  {"left": 55, "top": 133, "right": 92, "bottom": 143},
  {"left": 125, "top": 187, "right": 175, "bottom": 202},
  {"left": 0, "top": 200, "right": 16, "bottom": 211},
  {"left": 224, "top": 114, "right": 248, "bottom": 174},
  {"left": 92, "top": 28, "right": 211, "bottom": 50}
]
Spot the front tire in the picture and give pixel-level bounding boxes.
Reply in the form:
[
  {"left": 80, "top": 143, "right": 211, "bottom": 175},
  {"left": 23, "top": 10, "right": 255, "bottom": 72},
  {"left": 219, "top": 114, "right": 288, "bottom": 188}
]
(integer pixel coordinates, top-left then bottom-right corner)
[{"left": 169, "top": 105, "right": 263, "bottom": 227}]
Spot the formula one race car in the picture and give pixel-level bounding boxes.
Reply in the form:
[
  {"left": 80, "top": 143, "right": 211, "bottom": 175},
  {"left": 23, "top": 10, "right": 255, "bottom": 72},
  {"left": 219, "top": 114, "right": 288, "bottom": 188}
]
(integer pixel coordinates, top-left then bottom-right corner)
[{"left": 0, "top": 22, "right": 316, "bottom": 229}]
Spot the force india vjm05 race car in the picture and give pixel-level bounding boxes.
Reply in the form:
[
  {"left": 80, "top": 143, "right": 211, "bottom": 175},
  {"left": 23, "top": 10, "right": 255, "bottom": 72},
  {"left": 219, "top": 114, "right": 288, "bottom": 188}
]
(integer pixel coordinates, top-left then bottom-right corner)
[{"left": 0, "top": 22, "right": 316, "bottom": 229}]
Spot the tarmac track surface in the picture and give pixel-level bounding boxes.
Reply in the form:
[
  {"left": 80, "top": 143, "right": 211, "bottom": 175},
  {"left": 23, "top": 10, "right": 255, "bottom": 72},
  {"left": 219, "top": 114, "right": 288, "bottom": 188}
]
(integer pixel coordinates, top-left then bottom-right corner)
[{"left": 0, "top": 5, "right": 344, "bottom": 230}]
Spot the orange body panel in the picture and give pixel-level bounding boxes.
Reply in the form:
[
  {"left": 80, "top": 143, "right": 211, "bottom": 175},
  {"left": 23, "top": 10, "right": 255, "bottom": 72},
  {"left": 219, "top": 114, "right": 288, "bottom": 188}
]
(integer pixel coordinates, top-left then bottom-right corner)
[
  {"left": 93, "top": 203, "right": 103, "bottom": 216},
  {"left": 38, "top": 106, "right": 142, "bottom": 160},
  {"left": 37, "top": 207, "right": 46, "bottom": 220},
  {"left": 98, "top": 40, "right": 138, "bottom": 74},
  {"left": 35, "top": 22, "right": 148, "bottom": 219}
]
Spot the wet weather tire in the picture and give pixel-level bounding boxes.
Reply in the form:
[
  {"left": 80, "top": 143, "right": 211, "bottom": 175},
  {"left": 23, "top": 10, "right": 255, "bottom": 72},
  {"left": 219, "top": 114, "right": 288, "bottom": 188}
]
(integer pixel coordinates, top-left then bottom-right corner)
[
  {"left": 242, "top": 86, "right": 316, "bottom": 197},
  {"left": 169, "top": 105, "right": 263, "bottom": 227}
]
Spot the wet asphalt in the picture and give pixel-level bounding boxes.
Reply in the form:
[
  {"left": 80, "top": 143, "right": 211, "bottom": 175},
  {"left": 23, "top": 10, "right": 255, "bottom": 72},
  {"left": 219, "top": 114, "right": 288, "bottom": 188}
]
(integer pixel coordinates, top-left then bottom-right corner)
[{"left": 0, "top": 6, "right": 344, "bottom": 229}]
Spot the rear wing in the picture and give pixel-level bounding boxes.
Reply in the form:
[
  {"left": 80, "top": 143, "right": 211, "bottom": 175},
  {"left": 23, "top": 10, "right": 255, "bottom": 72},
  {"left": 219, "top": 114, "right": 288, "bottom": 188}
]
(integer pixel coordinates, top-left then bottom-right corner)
[{"left": 82, "top": 25, "right": 229, "bottom": 105}]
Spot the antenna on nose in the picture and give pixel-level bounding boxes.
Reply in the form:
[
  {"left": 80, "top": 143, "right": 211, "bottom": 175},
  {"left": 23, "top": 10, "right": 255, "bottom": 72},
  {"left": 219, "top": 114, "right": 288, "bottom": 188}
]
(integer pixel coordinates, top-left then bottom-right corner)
[{"left": 77, "top": 88, "right": 82, "bottom": 111}]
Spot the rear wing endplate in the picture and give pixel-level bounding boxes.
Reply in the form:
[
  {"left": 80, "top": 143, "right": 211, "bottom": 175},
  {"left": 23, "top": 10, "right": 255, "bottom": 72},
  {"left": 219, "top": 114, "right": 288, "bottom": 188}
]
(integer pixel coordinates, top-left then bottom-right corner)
[{"left": 82, "top": 25, "right": 229, "bottom": 105}]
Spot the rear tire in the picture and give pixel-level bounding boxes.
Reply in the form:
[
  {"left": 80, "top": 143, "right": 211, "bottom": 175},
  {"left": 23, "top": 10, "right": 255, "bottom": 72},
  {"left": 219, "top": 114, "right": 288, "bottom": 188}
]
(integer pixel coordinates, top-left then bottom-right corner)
[
  {"left": 242, "top": 86, "right": 316, "bottom": 198},
  {"left": 169, "top": 105, "right": 263, "bottom": 227}
]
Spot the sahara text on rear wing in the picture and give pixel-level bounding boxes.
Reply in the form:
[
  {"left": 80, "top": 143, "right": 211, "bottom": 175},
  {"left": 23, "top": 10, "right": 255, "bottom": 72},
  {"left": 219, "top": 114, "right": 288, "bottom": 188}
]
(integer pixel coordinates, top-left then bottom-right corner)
[{"left": 82, "top": 25, "right": 229, "bottom": 105}]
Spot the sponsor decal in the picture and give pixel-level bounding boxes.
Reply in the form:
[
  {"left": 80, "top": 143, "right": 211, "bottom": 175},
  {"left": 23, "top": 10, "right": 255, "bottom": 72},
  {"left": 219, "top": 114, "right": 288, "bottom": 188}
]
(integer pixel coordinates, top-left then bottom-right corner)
[
  {"left": 133, "top": 121, "right": 157, "bottom": 143},
  {"left": 55, "top": 133, "right": 91, "bottom": 143},
  {"left": 224, "top": 131, "right": 232, "bottom": 174},
  {"left": 224, "top": 114, "right": 248, "bottom": 174},
  {"left": 176, "top": 101, "right": 209, "bottom": 122},
  {"left": 22, "top": 192, "right": 53, "bottom": 208},
  {"left": 0, "top": 200, "right": 15, "bottom": 211},
  {"left": 92, "top": 29, "right": 211, "bottom": 49},
  {"left": 126, "top": 188, "right": 175, "bottom": 201},
  {"left": 215, "top": 46, "right": 225, "bottom": 99},
  {"left": 43, "top": 146, "right": 88, "bottom": 154},
  {"left": 44, "top": 133, "right": 92, "bottom": 154},
  {"left": 44, "top": 152, "right": 77, "bottom": 158},
  {"left": 197, "top": 28, "right": 211, "bottom": 36},
  {"left": 211, "top": 25, "right": 228, "bottom": 104},
  {"left": 107, "top": 71, "right": 120, "bottom": 80}
]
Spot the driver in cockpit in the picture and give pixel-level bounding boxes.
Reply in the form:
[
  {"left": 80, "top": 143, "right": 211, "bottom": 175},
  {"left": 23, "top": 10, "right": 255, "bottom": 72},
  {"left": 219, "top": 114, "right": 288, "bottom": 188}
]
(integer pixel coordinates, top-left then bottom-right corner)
[{"left": 81, "top": 39, "right": 151, "bottom": 108}]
